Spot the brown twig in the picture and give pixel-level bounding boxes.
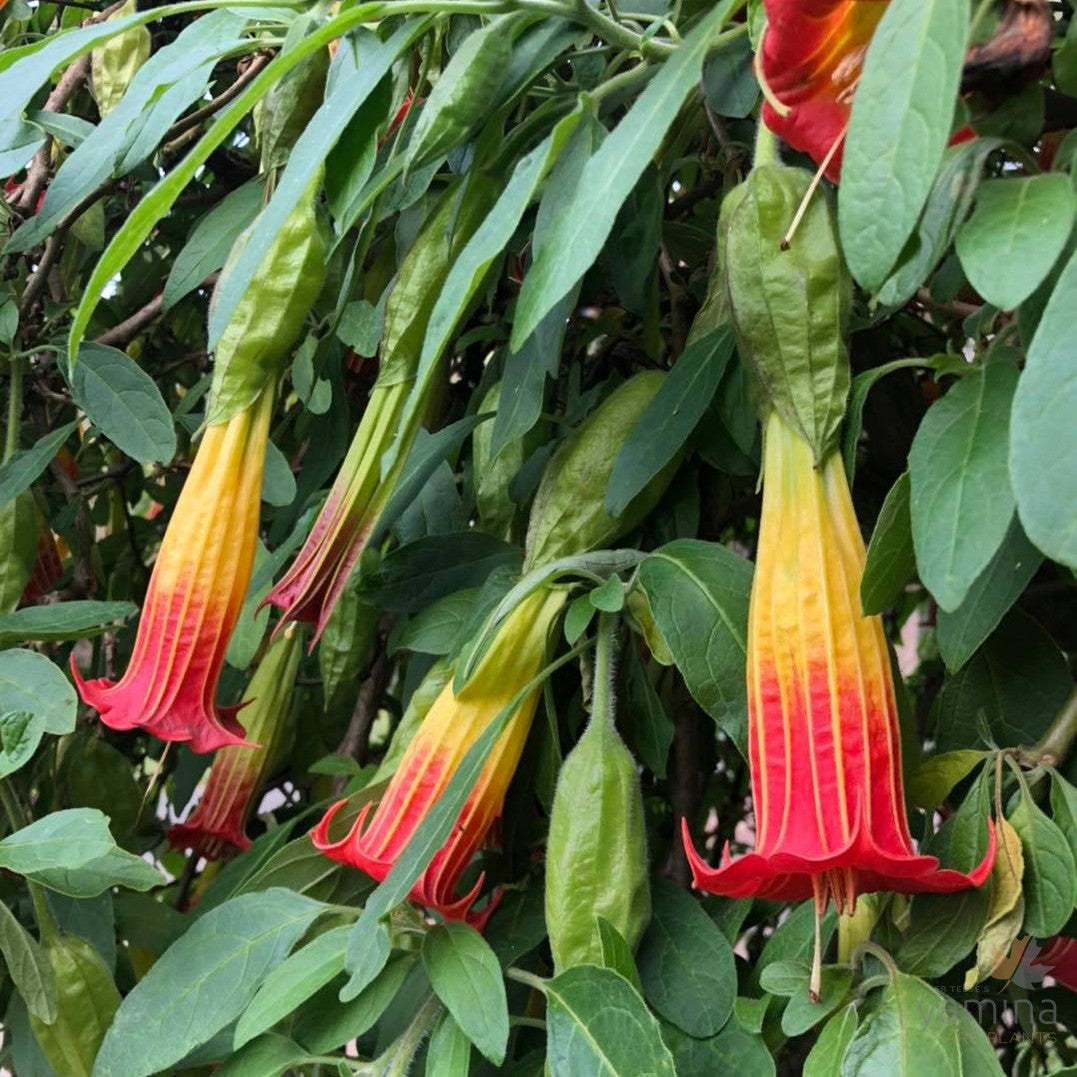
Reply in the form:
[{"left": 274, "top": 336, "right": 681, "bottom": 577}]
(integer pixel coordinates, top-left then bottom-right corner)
[
  {"left": 160, "top": 52, "right": 272, "bottom": 157},
  {"left": 95, "top": 292, "right": 164, "bottom": 347},
  {"left": 334, "top": 644, "right": 393, "bottom": 791},
  {"left": 47, "top": 457, "right": 94, "bottom": 595},
  {"left": 16, "top": 55, "right": 93, "bottom": 213}
]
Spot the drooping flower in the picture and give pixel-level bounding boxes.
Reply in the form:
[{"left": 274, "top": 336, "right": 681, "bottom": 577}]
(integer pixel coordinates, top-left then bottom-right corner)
[
  {"left": 313, "top": 586, "right": 567, "bottom": 926},
  {"left": 72, "top": 388, "right": 275, "bottom": 753},
  {"left": 168, "top": 624, "right": 302, "bottom": 859},
  {"left": 757, "top": 0, "right": 888, "bottom": 181},
  {"left": 263, "top": 379, "right": 412, "bottom": 639},
  {"left": 684, "top": 411, "right": 995, "bottom": 914}
]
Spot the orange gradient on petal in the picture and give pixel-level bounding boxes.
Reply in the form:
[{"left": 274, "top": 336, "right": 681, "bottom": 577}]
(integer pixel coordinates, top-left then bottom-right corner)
[
  {"left": 73, "top": 389, "right": 275, "bottom": 753},
  {"left": 685, "top": 411, "right": 994, "bottom": 911},
  {"left": 313, "top": 587, "right": 566, "bottom": 925}
]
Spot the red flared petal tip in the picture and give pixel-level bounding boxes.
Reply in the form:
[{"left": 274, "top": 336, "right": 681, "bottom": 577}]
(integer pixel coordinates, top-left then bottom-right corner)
[
  {"left": 310, "top": 799, "right": 395, "bottom": 883},
  {"left": 682, "top": 817, "right": 998, "bottom": 906}
]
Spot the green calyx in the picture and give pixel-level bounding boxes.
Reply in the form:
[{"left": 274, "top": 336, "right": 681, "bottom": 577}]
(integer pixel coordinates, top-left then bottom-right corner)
[
  {"left": 206, "top": 173, "right": 328, "bottom": 427},
  {"left": 720, "top": 162, "right": 851, "bottom": 462}
]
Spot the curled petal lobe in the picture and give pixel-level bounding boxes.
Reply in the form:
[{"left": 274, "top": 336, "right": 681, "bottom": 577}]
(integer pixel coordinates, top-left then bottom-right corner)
[
  {"left": 73, "top": 389, "right": 274, "bottom": 754},
  {"left": 684, "top": 412, "right": 995, "bottom": 911},
  {"left": 313, "top": 587, "right": 566, "bottom": 925}
]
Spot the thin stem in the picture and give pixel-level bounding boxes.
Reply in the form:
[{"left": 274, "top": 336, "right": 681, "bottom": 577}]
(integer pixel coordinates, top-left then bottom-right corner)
[
  {"left": 592, "top": 612, "right": 617, "bottom": 728},
  {"left": 1020, "top": 687, "right": 1077, "bottom": 770},
  {"left": 0, "top": 781, "right": 60, "bottom": 942},
  {"left": 379, "top": 993, "right": 442, "bottom": 1077},
  {"left": 5, "top": 356, "right": 22, "bottom": 463},
  {"left": 506, "top": 966, "right": 547, "bottom": 991},
  {"left": 753, "top": 121, "right": 780, "bottom": 169},
  {"left": 850, "top": 940, "right": 900, "bottom": 981}
]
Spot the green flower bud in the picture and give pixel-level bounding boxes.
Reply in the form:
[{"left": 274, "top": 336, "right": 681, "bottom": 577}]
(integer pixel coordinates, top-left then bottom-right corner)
[{"left": 524, "top": 373, "right": 674, "bottom": 568}]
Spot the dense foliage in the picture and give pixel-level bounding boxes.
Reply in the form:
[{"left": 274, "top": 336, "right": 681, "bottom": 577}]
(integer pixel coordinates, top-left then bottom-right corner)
[{"left": 0, "top": 0, "right": 1076, "bottom": 1073}]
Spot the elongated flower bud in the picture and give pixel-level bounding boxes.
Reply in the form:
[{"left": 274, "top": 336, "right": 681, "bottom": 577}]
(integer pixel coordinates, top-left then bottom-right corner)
[
  {"left": 313, "top": 587, "right": 566, "bottom": 925},
  {"left": 168, "top": 625, "right": 302, "bottom": 859},
  {"left": 684, "top": 411, "right": 995, "bottom": 912}
]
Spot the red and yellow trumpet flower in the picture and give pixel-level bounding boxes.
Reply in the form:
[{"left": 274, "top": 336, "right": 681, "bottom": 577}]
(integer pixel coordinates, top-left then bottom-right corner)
[
  {"left": 169, "top": 625, "right": 301, "bottom": 859},
  {"left": 73, "top": 389, "right": 275, "bottom": 753},
  {"left": 264, "top": 380, "right": 412, "bottom": 640},
  {"left": 758, "top": 0, "right": 887, "bottom": 181},
  {"left": 684, "top": 411, "right": 995, "bottom": 914},
  {"left": 312, "top": 586, "right": 566, "bottom": 926}
]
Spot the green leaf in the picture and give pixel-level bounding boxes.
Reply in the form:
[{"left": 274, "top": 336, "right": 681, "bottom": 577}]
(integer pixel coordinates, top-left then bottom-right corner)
[
  {"left": 841, "top": 973, "right": 960, "bottom": 1075},
  {"left": 1010, "top": 247, "right": 1077, "bottom": 569},
  {"left": 908, "top": 362, "right": 1018, "bottom": 611},
  {"left": 388, "top": 106, "right": 585, "bottom": 477},
  {"left": 206, "top": 21, "right": 423, "bottom": 348},
  {"left": 403, "top": 18, "right": 513, "bottom": 173},
  {"left": 93, "top": 889, "right": 325, "bottom": 1077},
  {"left": 933, "top": 610, "right": 1072, "bottom": 752},
  {"left": 944, "top": 994, "right": 1005, "bottom": 1076},
  {"left": 936, "top": 516, "right": 1042, "bottom": 671},
  {"left": 906, "top": 750, "right": 986, "bottom": 811},
  {"left": 426, "top": 1011, "right": 472, "bottom": 1077},
  {"left": 620, "top": 642, "right": 673, "bottom": 778},
  {"left": 637, "top": 539, "right": 752, "bottom": 752},
  {"left": 805, "top": 1005, "right": 857, "bottom": 1077},
  {"left": 398, "top": 591, "right": 477, "bottom": 657},
  {"left": 543, "top": 965, "right": 676, "bottom": 1077},
  {"left": 588, "top": 576, "right": 625, "bottom": 614},
  {"left": 31, "top": 846, "right": 162, "bottom": 898},
  {"left": 876, "top": 138, "right": 1005, "bottom": 309},
  {"left": 955, "top": 174, "right": 1076, "bottom": 311},
  {"left": 422, "top": 922, "right": 509, "bottom": 1065},
  {"left": 162, "top": 177, "right": 264, "bottom": 310},
  {"left": 0, "top": 421, "right": 78, "bottom": 509},
  {"left": 781, "top": 966, "right": 853, "bottom": 1038},
  {"left": 342, "top": 919, "right": 390, "bottom": 1003},
  {"left": 839, "top": 0, "right": 971, "bottom": 291},
  {"left": 0, "top": 600, "right": 136, "bottom": 647},
  {"left": 485, "top": 886, "right": 548, "bottom": 968},
  {"left": 65, "top": 3, "right": 399, "bottom": 362},
  {"left": 292, "top": 956, "right": 414, "bottom": 1055},
  {"left": 842, "top": 361, "right": 929, "bottom": 479},
  {"left": 605, "top": 329, "right": 734, "bottom": 516},
  {"left": 261, "top": 439, "right": 296, "bottom": 508},
  {"left": 1048, "top": 768, "right": 1077, "bottom": 866},
  {"left": 215, "top": 1033, "right": 310, "bottom": 1077},
  {"left": 664, "top": 1017, "right": 775, "bottom": 1077},
  {"left": 0, "top": 899, "right": 56, "bottom": 1023},
  {"left": 0, "top": 712, "right": 44, "bottom": 779},
  {"left": 895, "top": 886, "right": 991, "bottom": 978},
  {"left": 362, "top": 533, "right": 520, "bottom": 613},
  {"left": 0, "top": 809, "right": 114, "bottom": 875},
  {"left": 69, "top": 349, "right": 174, "bottom": 466},
  {"left": 861, "top": 472, "right": 917, "bottom": 616},
  {"left": 373, "top": 416, "right": 494, "bottom": 547},
  {"left": 596, "top": 917, "right": 643, "bottom": 992},
  {"left": 750, "top": 901, "right": 836, "bottom": 991},
  {"left": 234, "top": 925, "right": 349, "bottom": 1050},
  {"left": 1009, "top": 792, "right": 1077, "bottom": 938},
  {"left": 511, "top": 0, "right": 741, "bottom": 349},
  {"left": 636, "top": 878, "right": 736, "bottom": 1038}
]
